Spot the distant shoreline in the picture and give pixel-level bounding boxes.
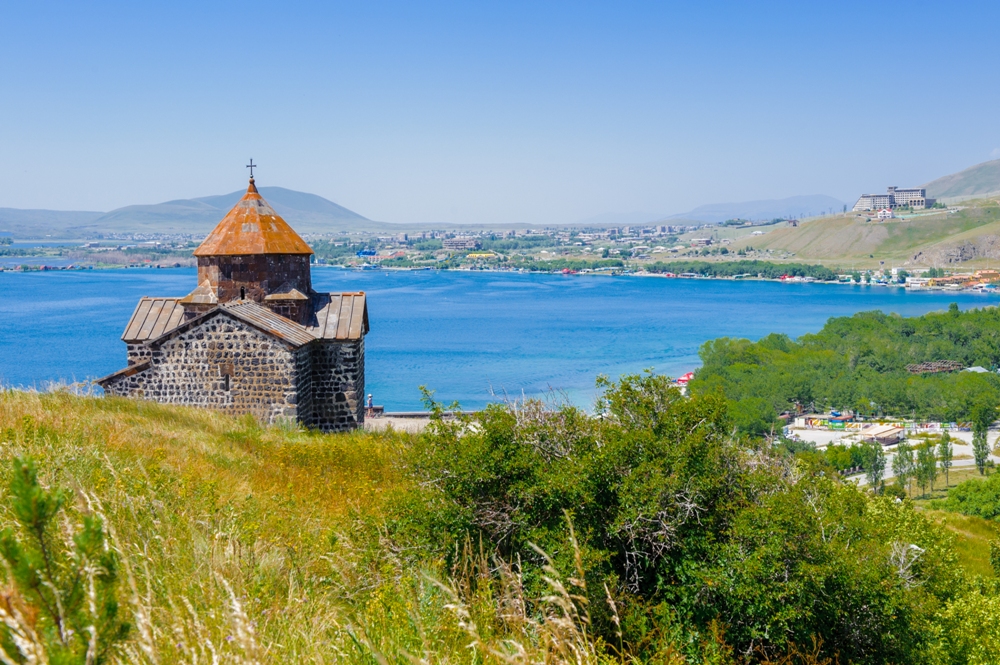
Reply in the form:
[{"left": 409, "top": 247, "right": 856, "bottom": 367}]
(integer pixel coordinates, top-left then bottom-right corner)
[{"left": 3, "top": 261, "right": 999, "bottom": 295}]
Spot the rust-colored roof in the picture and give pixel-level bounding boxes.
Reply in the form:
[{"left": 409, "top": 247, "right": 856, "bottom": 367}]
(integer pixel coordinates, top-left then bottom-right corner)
[
  {"left": 193, "top": 178, "right": 314, "bottom": 256},
  {"left": 307, "top": 292, "right": 369, "bottom": 340},
  {"left": 122, "top": 298, "right": 185, "bottom": 342}
]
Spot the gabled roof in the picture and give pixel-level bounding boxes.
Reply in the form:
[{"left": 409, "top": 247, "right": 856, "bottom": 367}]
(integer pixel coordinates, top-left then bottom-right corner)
[
  {"left": 120, "top": 293, "right": 368, "bottom": 347},
  {"left": 219, "top": 301, "right": 317, "bottom": 347},
  {"left": 307, "top": 292, "right": 368, "bottom": 340},
  {"left": 122, "top": 298, "right": 185, "bottom": 342},
  {"left": 193, "top": 178, "right": 314, "bottom": 257}
]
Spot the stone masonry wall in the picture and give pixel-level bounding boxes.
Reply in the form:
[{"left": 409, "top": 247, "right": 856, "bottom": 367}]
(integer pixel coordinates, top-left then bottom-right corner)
[
  {"left": 309, "top": 338, "right": 365, "bottom": 431},
  {"left": 126, "top": 344, "right": 151, "bottom": 366},
  {"left": 105, "top": 313, "right": 304, "bottom": 425},
  {"left": 197, "top": 255, "right": 312, "bottom": 303}
]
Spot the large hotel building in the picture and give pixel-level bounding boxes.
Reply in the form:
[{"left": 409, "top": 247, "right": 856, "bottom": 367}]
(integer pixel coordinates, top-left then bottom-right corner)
[{"left": 852, "top": 186, "right": 936, "bottom": 211}]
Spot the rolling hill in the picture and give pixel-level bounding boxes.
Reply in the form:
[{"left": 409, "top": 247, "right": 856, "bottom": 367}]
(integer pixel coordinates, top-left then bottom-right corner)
[
  {"left": 925, "top": 159, "right": 1000, "bottom": 201},
  {"left": 0, "top": 208, "right": 104, "bottom": 237},
  {"left": 79, "top": 186, "right": 374, "bottom": 235},
  {"left": 730, "top": 201, "right": 1000, "bottom": 267},
  {"left": 0, "top": 187, "right": 399, "bottom": 238}
]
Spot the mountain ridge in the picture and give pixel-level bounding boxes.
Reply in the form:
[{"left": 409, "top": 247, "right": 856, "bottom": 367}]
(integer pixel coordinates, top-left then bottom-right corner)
[
  {"left": 924, "top": 159, "right": 1000, "bottom": 201},
  {"left": 82, "top": 186, "right": 372, "bottom": 235},
  {"left": 5, "top": 157, "right": 1000, "bottom": 238},
  {"left": 664, "top": 194, "right": 845, "bottom": 224}
]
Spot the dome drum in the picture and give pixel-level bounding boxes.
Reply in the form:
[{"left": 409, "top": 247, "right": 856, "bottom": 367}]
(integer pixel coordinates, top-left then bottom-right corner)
[{"left": 196, "top": 254, "right": 312, "bottom": 305}]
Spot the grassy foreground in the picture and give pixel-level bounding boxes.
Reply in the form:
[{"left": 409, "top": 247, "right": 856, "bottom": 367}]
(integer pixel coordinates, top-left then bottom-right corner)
[
  {"left": 0, "top": 390, "right": 423, "bottom": 663},
  {"left": 3, "top": 385, "right": 1000, "bottom": 664}
]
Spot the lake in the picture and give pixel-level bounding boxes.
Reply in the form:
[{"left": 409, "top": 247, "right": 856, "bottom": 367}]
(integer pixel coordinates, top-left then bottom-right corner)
[{"left": 0, "top": 267, "right": 995, "bottom": 410}]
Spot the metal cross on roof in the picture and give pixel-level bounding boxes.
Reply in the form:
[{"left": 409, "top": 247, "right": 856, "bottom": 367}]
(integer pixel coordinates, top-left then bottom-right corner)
[{"left": 246, "top": 159, "right": 257, "bottom": 178}]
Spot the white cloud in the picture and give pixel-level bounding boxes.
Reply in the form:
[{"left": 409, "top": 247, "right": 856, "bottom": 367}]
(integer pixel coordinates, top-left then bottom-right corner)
[{"left": 991, "top": 147, "right": 1000, "bottom": 159}]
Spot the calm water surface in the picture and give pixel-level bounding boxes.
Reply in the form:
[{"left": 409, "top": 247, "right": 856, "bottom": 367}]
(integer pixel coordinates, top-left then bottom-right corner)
[{"left": 0, "top": 268, "right": 995, "bottom": 410}]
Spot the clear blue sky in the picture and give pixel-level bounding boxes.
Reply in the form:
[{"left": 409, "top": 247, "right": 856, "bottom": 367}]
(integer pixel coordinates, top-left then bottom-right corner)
[{"left": 2, "top": 0, "right": 999, "bottom": 225}]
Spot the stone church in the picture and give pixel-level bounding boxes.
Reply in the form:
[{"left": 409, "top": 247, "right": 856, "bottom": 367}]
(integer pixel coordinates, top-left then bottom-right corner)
[{"left": 98, "top": 176, "right": 369, "bottom": 431}]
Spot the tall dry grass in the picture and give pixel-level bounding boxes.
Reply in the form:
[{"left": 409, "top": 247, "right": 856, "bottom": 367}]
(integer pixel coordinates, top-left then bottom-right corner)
[{"left": 0, "top": 390, "right": 628, "bottom": 664}]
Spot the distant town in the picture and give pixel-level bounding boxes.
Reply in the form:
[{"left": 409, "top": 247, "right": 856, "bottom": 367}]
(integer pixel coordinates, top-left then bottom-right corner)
[{"left": 2, "top": 173, "right": 999, "bottom": 288}]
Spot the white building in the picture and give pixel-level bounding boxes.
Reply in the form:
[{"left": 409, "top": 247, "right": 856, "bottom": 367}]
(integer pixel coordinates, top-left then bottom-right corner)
[
  {"left": 877, "top": 208, "right": 894, "bottom": 220},
  {"left": 853, "top": 187, "right": 936, "bottom": 211}
]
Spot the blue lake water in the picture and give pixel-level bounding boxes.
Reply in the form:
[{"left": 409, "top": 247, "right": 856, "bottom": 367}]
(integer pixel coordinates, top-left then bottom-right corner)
[{"left": 0, "top": 267, "right": 996, "bottom": 410}]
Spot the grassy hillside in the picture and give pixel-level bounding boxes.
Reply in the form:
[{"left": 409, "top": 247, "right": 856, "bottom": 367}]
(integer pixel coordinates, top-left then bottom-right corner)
[
  {"left": 729, "top": 199, "right": 1000, "bottom": 267},
  {"left": 926, "top": 159, "right": 1000, "bottom": 200},
  {"left": 0, "top": 390, "right": 418, "bottom": 662},
  {"left": 2, "top": 386, "right": 1000, "bottom": 663}
]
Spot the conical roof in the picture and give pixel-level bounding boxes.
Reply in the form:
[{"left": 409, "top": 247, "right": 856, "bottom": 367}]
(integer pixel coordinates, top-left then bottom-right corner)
[{"left": 193, "top": 178, "right": 313, "bottom": 256}]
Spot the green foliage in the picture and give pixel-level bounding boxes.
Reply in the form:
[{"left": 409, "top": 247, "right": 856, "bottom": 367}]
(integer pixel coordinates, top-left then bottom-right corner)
[
  {"left": 413, "top": 239, "right": 443, "bottom": 250},
  {"left": 937, "top": 474, "right": 1000, "bottom": 520},
  {"left": 645, "top": 259, "right": 838, "bottom": 280},
  {"left": 8, "top": 385, "right": 1000, "bottom": 662},
  {"left": 388, "top": 373, "right": 968, "bottom": 662},
  {"left": 941, "top": 589, "right": 1000, "bottom": 663},
  {"left": 0, "top": 456, "right": 130, "bottom": 663},
  {"left": 480, "top": 236, "right": 550, "bottom": 251},
  {"left": 893, "top": 441, "right": 916, "bottom": 497},
  {"left": 691, "top": 307, "right": 1000, "bottom": 429},
  {"left": 823, "top": 442, "right": 865, "bottom": 470},
  {"left": 940, "top": 431, "right": 955, "bottom": 487},
  {"left": 861, "top": 440, "right": 887, "bottom": 492},
  {"left": 511, "top": 257, "right": 625, "bottom": 272},
  {"left": 727, "top": 396, "right": 777, "bottom": 437},
  {"left": 971, "top": 401, "right": 997, "bottom": 476},
  {"left": 916, "top": 440, "right": 938, "bottom": 497},
  {"left": 310, "top": 239, "right": 375, "bottom": 261}
]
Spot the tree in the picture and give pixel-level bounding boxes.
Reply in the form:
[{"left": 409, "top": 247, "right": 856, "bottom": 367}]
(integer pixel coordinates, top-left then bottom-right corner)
[
  {"left": 0, "top": 457, "right": 131, "bottom": 663},
  {"left": 855, "top": 397, "right": 873, "bottom": 419},
  {"left": 970, "top": 401, "right": 996, "bottom": 476},
  {"left": 939, "top": 432, "right": 954, "bottom": 487},
  {"left": 893, "top": 441, "right": 915, "bottom": 497},
  {"left": 916, "top": 440, "right": 938, "bottom": 497},
  {"left": 860, "top": 440, "right": 886, "bottom": 493}
]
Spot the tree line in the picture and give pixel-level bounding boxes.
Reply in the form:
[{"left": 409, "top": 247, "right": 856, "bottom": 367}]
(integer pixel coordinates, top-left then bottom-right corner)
[
  {"left": 692, "top": 305, "right": 1000, "bottom": 432},
  {"left": 645, "top": 259, "right": 839, "bottom": 280}
]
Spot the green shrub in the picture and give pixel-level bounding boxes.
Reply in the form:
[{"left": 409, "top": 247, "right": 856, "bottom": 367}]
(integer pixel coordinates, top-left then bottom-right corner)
[
  {"left": 937, "top": 474, "right": 1000, "bottom": 520},
  {"left": 386, "top": 373, "right": 962, "bottom": 662}
]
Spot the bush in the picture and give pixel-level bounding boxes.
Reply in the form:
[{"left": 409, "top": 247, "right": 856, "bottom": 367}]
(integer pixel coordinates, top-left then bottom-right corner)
[
  {"left": 936, "top": 474, "right": 1000, "bottom": 519},
  {"left": 386, "top": 373, "right": 962, "bottom": 662}
]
